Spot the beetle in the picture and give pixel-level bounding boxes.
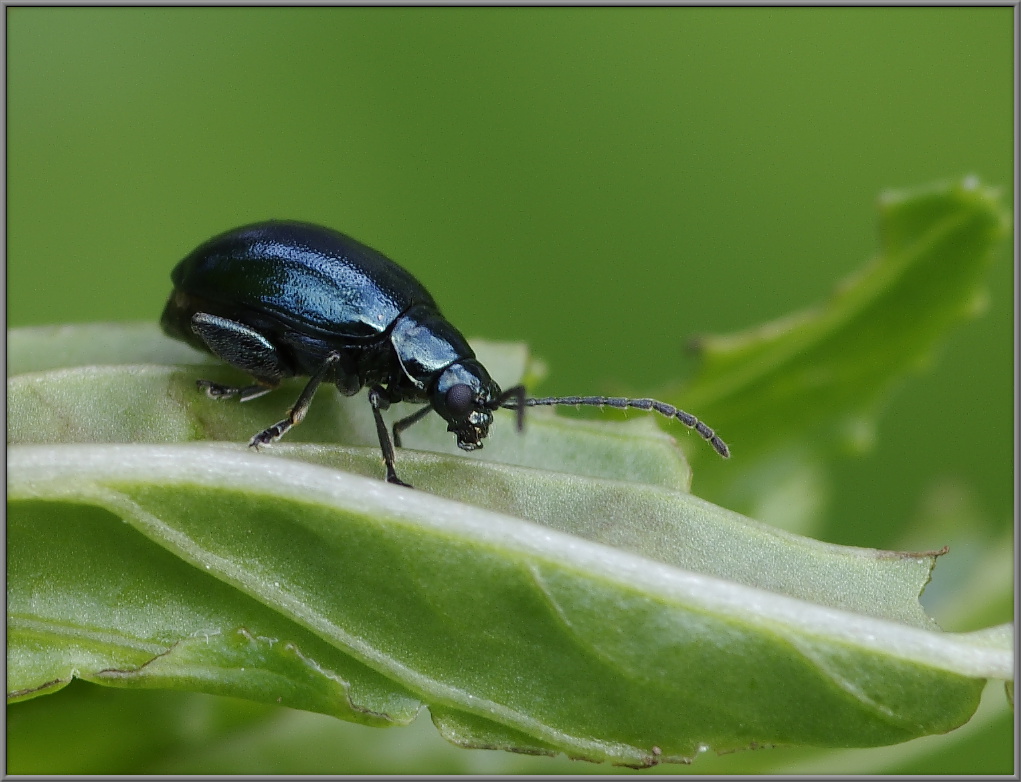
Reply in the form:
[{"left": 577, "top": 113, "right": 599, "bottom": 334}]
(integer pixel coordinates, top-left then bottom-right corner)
[{"left": 161, "top": 220, "right": 729, "bottom": 487}]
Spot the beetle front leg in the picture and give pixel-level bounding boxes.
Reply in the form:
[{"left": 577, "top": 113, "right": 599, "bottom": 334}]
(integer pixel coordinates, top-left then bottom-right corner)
[
  {"left": 249, "top": 352, "right": 341, "bottom": 448},
  {"left": 392, "top": 404, "right": 433, "bottom": 448},
  {"left": 368, "top": 386, "right": 412, "bottom": 488}
]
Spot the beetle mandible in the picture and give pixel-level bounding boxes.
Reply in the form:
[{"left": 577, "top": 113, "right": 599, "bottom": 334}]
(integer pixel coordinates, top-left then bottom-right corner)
[{"left": 161, "top": 220, "right": 729, "bottom": 487}]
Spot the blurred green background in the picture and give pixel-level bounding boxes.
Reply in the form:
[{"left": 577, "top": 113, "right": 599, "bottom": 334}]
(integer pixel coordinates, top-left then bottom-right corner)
[{"left": 7, "top": 7, "right": 1014, "bottom": 775}]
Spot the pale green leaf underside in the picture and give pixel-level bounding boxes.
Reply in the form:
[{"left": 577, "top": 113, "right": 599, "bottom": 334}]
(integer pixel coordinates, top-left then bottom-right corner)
[
  {"left": 6, "top": 173, "right": 1015, "bottom": 767},
  {"left": 7, "top": 445, "right": 1009, "bottom": 765},
  {"left": 8, "top": 425, "right": 1012, "bottom": 767}
]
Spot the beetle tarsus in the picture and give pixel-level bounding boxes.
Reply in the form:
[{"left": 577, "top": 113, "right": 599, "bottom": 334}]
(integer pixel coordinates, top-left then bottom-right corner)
[
  {"left": 249, "top": 422, "right": 287, "bottom": 449},
  {"left": 197, "top": 379, "right": 238, "bottom": 399},
  {"left": 198, "top": 379, "right": 275, "bottom": 402}
]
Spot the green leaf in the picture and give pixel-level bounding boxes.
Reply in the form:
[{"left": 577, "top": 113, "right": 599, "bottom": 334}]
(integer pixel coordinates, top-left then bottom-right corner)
[
  {"left": 669, "top": 177, "right": 1010, "bottom": 531},
  {"left": 8, "top": 433, "right": 1011, "bottom": 765},
  {"left": 6, "top": 173, "right": 1014, "bottom": 767},
  {"left": 679, "top": 178, "right": 1010, "bottom": 461}
]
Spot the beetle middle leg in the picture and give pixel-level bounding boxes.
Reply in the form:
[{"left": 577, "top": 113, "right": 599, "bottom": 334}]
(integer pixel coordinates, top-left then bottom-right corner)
[
  {"left": 249, "top": 352, "right": 342, "bottom": 449},
  {"left": 368, "top": 386, "right": 413, "bottom": 487}
]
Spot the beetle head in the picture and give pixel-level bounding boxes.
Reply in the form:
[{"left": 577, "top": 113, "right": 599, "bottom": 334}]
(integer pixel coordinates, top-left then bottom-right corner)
[{"left": 431, "top": 360, "right": 504, "bottom": 451}]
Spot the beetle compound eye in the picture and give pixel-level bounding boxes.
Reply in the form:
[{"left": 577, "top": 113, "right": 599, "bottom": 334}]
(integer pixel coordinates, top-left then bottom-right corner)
[{"left": 446, "top": 383, "right": 475, "bottom": 417}]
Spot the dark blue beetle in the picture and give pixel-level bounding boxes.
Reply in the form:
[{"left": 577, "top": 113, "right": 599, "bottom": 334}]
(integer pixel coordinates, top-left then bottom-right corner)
[{"left": 161, "top": 220, "right": 729, "bottom": 486}]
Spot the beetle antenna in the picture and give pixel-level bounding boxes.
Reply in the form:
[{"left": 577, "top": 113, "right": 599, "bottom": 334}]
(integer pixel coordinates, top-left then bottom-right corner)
[{"left": 517, "top": 395, "right": 730, "bottom": 458}]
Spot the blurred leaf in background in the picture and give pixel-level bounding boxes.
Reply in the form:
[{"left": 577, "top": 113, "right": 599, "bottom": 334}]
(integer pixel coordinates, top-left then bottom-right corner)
[{"left": 6, "top": 6, "right": 1014, "bottom": 775}]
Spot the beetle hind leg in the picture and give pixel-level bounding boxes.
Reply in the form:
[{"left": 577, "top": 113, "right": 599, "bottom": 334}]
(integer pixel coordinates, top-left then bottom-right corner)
[
  {"left": 190, "top": 312, "right": 292, "bottom": 384},
  {"left": 190, "top": 311, "right": 292, "bottom": 409},
  {"left": 196, "top": 379, "right": 276, "bottom": 402}
]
